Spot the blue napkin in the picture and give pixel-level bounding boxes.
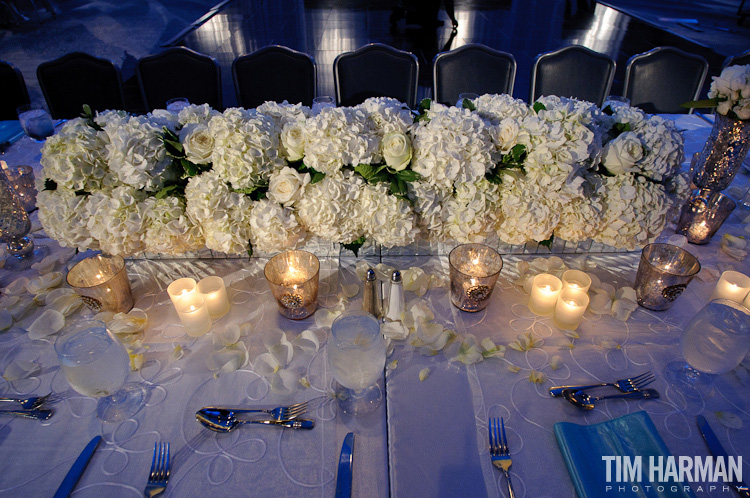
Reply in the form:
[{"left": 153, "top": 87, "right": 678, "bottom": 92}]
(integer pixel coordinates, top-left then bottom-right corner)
[
  {"left": 555, "top": 411, "right": 695, "bottom": 498},
  {"left": 0, "top": 120, "right": 24, "bottom": 144}
]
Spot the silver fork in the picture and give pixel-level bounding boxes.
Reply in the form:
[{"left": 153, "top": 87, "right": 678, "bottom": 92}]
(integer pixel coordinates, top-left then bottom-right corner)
[
  {"left": 144, "top": 442, "right": 170, "bottom": 498},
  {"left": 0, "top": 392, "right": 60, "bottom": 409},
  {"left": 548, "top": 371, "right": 655, "bottom": 397},
  {"left": 489, "top": 417, "right": 516, "bottom": 498},
  {"left": 205, "top": 401, "right": 308, "bottom": 420}
]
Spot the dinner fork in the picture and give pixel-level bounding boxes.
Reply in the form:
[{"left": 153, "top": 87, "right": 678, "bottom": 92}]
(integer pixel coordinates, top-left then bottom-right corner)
[
  {"left": 547, "top": 371, "right": 655, "bottom": 397},
  {"left": 489, "top": 417, "right": 516, "bottom": 498},
  {"left": 144, "top": 442, "right": 170, "bottom": 498},
  {"left": 204, "top": 401, "right": 308, "bottom": 420},
  {"left": 0, "top": 392, "right": 60, "bottom": 409}
]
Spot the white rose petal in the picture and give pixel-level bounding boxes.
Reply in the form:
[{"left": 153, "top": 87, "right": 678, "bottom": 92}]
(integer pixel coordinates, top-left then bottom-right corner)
[
  {"left": 31, "top": 255, "right": 58, "bottom": 275},
  {"left": 4, "top": 277, "right": 29, "bottom": 295},
  {"left": 382, "top": 321, "right": 410, "bottom": 341},
  {"left": 293, "top": 329, "right": 322, "bottom": 353},
  {"left": 27, "top": 309, "right": 65, "bottom": 339},
  {"left": 48, "top": 293, "right": 84, "bottom": 317},
  {"left": 10, "top": 296, "right": 37, "bottom": 320},
  {"left": 589, "top": 292, "right": 613, "bottom": 314},
  {"left": 314, "top": 308, "right": 340, "bottom": 329},
  {"left": 26, "top": 272, "right": 64, "bottom": 295},
  {"left": 253, "top": 352, "right": 282, "bottom": 377},
  {"left": 208, "top": 343, "right": 248, "bottom": 374},
  {"left": 171, "top": 344, "right": 185, "bottom": 361},
  {"left": 419, "top": 367, "right": 431, "bottom": 381},
  {"left": 387, "top": 359, "right": 398, "bottom": 370},
  {"left": 108, "top": 309, "right": 148, "bottom": 335},
  {"left": 214, "top": 324, "right": 242, "bottom": 346},
  {"left": 355, "top": 261, "right": 371, "bottom": 281},
  {"left": 270, "top": 369, "right": 300, "bottom": 395},
  {"left": 550, "top": 355, "right": 563, "bottom": 370},
  {"left": 342, "top": 283, "right": 360, "bottom": 298},
  {"left": 3, "top": 360, "right": 40, "bottom": 381}
]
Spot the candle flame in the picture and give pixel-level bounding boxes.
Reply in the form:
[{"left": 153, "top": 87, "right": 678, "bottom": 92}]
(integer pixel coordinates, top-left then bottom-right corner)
[
  {"left": 189, "top": 305, "right": 196, "bottom": 312},
  {"left": 470, "top": 278, "right": 476, "bottom": 286},
  {"left": 542, "top": 285, "right": 551, "bottom": 292},
  {"left": 566, "top": 300, "right": 576, "bottom": 306}
]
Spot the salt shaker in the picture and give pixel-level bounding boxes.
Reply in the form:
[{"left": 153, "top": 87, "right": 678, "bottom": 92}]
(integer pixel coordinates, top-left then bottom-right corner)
[
  {"left": 384, "top": 269, "right": 405, "bottom": 322},
  {"left": 362, "top": 268, "right": 382, "bottom": 319}
]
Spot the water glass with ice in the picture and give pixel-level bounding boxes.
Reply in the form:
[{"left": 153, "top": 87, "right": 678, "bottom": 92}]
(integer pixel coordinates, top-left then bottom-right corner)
[{"left": 16, "top": 104, "right": 54, "bottom": 142}]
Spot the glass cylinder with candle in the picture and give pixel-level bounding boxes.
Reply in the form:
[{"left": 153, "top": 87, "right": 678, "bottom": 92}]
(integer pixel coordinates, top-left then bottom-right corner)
[
  {"left": 561, "top": 270, "right": 592, "bottom": 294},
  {"left": 67, "top": 254, "right": 134, "bottom": 313},
  {"left": 634, "top": 243, "right": 700, "bottom": 311},
  {"left": 529, "top": 274, "right": 562, "bottom": 316},
  {"left": 176, "top": 293, "right": 212, "bottom": 337},
  {"left": 710, "top": 270, "right": 750, "bottom": 303},
  {"left": 167, "top": 277, "right": 197, "bottom": 309},
  {"left": 264, "top": 250, "right": 320, "bottom": 320},
  {"left": 448, "top": 243, "right": 503, "bottom": 312},
  {"left": 197, "top": 276, "right": 230, "bottom": 319},
  {"left": 553, "top": 289, "right": 590, "bottom": 330},
  {"left": 676, "top": 190, "right": 735, "bottom": 244},
  {"left": 4, "top": 165, "right": 36, "bottom": 212}
]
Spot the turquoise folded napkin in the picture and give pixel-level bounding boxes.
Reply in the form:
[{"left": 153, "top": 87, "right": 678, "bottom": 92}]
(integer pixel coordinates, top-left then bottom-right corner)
[
  {"left": 0, "top": 120, "right": 24, "bottom": 144},
  {"left": 555, "top": 411, "right": 695, "bottom": 498}
]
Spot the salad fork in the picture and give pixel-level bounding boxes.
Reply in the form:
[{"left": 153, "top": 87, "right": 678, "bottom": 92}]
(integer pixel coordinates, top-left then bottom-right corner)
[
  {"left": 0, "top": 392, "right": 60, "bottom": 409},
  {"left": 202, "top": 401, "right": 308, "bottom": 420},
  {"left": 144, "top": 442, "right": 170, "bottom": 498},
  {"left": 548, "top": 371, "right": 655, "bottom": 397},
  {"left": 489, "top": 417, "right": 516, "bottom": 498}
]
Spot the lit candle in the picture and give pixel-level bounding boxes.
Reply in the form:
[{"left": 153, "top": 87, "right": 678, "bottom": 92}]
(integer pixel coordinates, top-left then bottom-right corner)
[
  {"left": 175, "top": 293, "right": 212, "bottom": 337},
  {"left": 711, "top": 271, "right": 750, "bottom": 303},
  {"left": 561, "top": 270, "right": 592, "bottom": 294},
  {"left": 529, "top": 274, "right": 562, "bottom": 316},
  {"left": 553, "top": 289, "right": 590, "bottom": 330},
  {"left": 448, "top": 244, "right": 503, "bottom": 312},
  {"left": 197, "top": 276, "right": 230, "bottom": 319},
  {"left": 264, "top": 250, "right": 320, "bottom": 320},
  {"left": 168, "top": 278, "right": 197, "bottom": 309}
]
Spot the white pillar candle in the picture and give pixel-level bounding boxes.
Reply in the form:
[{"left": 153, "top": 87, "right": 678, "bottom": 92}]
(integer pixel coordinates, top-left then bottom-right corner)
[
  {"left": 529, "top": 274, "right": 562, "bottom": 316},
  {"left": 176, "top": 294, "right": 212, "bottom": 337},
  {"left": 197, "top": 276, "right": 230, "bottom": 319},
  {"left": 561, "top": 270, "right": 592, "bottom": 294},
  {"left": 553, "top": 289, "right": 590, "bottom": 330},
  {"left": 168, "top": 278, "right": 197, "bottom": 309},
  {"left": 709, "top": 270, "right": 750, "bottom": 303}
]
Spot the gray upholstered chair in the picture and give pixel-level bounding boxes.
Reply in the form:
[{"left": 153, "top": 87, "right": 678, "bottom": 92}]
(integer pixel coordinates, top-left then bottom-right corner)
[
  {"left": 333, "top": 43, "right": 419, "bottom": 108},
  {"left": 0, "top": 59, "right": 30, "bottom": 120},
  {"left": 530, "top": 45, "right": 615, "bottom": 106},
  {"left": 432, "top": 43, "right": 516, "bottom": 105},
  {"left": 723, "top": 49, "right": 750, "bottom": 69},
  {"left": 623, "top": 47, "right": 708, "bottom": 114}
]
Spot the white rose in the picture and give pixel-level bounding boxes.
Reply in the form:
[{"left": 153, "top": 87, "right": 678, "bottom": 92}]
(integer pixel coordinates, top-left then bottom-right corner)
[
  {"left": 491, "top": 118, "right": 520, "bottom": 153},
  {"left": 267, "top": 167, "right": 310, "bottom": 206},
  {"left": 601, "top": 132, "right": 643, "bottom": 175},
  {"left": 179, "top": 123, "right": 214, "bottom": 164},
  {"left": 382, "top": 132, "right": 412, "bottom": 171},
  {"left": 280, "top": 122, "right": 306, "bottom": 162}
]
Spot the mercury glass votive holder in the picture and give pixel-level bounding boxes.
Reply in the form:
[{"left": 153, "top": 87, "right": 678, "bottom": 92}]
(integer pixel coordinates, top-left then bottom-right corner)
[
  {"left": 264, "top": 250, "right": 320, "bottom": 320},
  {"left": 634, "top": 243, "right": 701, "bottom": 311},
  {"left": 66, "top": 254, "right": 134, "bottom": 313},
  {"left": 676, "top": 190, "right": 736, "bottom": 244},
  {"left": 449, "top": 243, "right": 503, "bottom": 312},
  {"left": 4, "top": 165, "right": 36, "bottom": 212}
]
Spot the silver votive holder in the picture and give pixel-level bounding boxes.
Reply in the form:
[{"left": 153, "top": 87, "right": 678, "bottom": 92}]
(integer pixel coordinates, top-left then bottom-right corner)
[
  {"left": 3, "top": 165, "right": 36, "bottom": 212},
  {"left": 66, "top": 253, "right": 135, "bottom": 313},
  {"left": 264, "top": 250, "right": 319, "bottom": 320},
  {"left": 449, "top": 243, "right": 503, "bottom": 312},
  {"left": 676, "top": 190, "right": 736, "bottom": 244},
  {"left": 634, "top": 243, "right": 700, "bottom": 311}
]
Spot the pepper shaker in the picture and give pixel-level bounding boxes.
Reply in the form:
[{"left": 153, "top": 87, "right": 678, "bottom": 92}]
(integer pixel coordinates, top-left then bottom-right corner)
[{"left": 362, "top": 268, "right": 382, "bottom": 319}]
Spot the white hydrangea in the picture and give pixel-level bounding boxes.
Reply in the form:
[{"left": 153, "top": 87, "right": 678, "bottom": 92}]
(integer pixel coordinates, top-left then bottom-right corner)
[
  {"left": 85, "top": 186, "right": 148, "bottom": 255},
  {"left": 40, "top": 118, "right": 111, "bottom": 191},
  {"left": 708, "top": 64, "right": 750, "bottom": 120},
  {"left": 178, "top": 103, "right": 221, "bottom": 126},
  {"left": 442, "top": 179, "right": 502, "bottom": 243},
  {"left": 474, "top": 93, "right": 529, "bottom": 123},
  {"left": 255, "top": 101, "right": 311, "bottom": 127},
  {"left": 296, "top": 170, "right": 365, "bottom": 244},
  {"left": 356, "top": 97, "right": 414, "bottom": 136},
  {"left": 142, "top": 196, "right": 204, "bottom": 255},
  {"left": 185, "top": 170, "right": 254, "bottom": 254},
  {"left": 303, "top": 107, "right": 380, "bottom": 175},
  {"left": 359, "top": 183, "right": 420, "bottom": 247},
  {"left": 555, "top": 187, "right": 603, "bottom": 243},
  {"left": 497, "top": 172, "right": 561, "bottom": 244},
  {"left": 37, "top": 188, "right": 99, "bottom": 251},
  {"left": 248, "top": 199, "right": 306, "bottom": 253},
  {"left": 104, "top": 114, "right": 175, "bottom": 192},
  {"left": 208, "top": 108, "right": 285, "bottom": 190},
  {"left": 408, "top": 181, "right": 451, "bottom": 237}
]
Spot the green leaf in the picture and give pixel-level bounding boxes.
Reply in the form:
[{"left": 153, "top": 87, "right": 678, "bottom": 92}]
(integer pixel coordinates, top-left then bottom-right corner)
[
  {"left": 82, "top": 104, "right": 92, "bottom": 116},
  {"left": 74, "top": 189, "right": 90, "bottom": 196},
  {"left": 510, "top": 144, "right": 526, "bottom": 161},
  {"left": 681, "top": 98, "right": 720, "bottom": 109},
  {"left": 155, "top": 184, "right": 181, "bottom": 199},
  {"left": 354, "top": 163, "right": 376, "bottom": 181},
  {"left": 612, "top": 122, "right": 632, "bottom": 136},
  {"left": 43, "top": 178, "right": 57, "bottom": 191},
  {"left": 418, "top": 98, "right": 431, "bottom": 113},
  {"left": 342, "top": 236, "right": 366, "bottom": 257},
  {"left": 462, "top": 99, "right": 476, "bottom": 111},
  {"left": 234, "top": 182, "right": 269, "bottom": 201},
  {"left": 602, "top": 105, "right": 614, "bottom": 116},
  {"left": 539, "top": 235, "right": 554, "bottom": 250},
  {"left": 532, "top": 102, "right": 546, "bottom": 113},
  {"left": 80, "top": 104, "right": 103, "bottom": 131},
  {"left": 247, "top": 241, "right": 254, "bottom": 259},
  {"left": 485, "top": 172, "right": 503, "bottom": 184},
  {"left": 182, "top": 159, "right": 199, "bottom": 177},
  {"left": 396, "top": 169, "right": 421, "bottom": 182},
  {"left": 310, "top": 171, "right": 325, "bottom": 184}
]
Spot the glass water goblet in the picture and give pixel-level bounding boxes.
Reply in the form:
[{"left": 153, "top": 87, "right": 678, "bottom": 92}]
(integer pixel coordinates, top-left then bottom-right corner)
[
  {"left": 665, "top": 299, "right": 750, "bottom": 396},
  {"left": 0, "top": 167, "right": 49, "bottom": 270},
  {"left": 312, "top": 96, "right": 335, "bottom": 114},
  {"left": 16, "top": 104, "right": 54, "bottom": 142},
  {"left": 327, "top": 311, "right": 386, "bottom": 415},
  {"left": 55, "top": 319, "right": 145, "bottom": 422}
]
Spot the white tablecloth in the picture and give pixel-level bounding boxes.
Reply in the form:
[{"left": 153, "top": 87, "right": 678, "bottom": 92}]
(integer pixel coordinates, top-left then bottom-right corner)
[{"left": 0, "top": 114, "right": 748, "bottom": 498}]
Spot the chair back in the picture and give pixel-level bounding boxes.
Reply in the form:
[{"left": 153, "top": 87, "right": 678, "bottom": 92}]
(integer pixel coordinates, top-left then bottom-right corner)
[
  {"left": 433, "top": 44, "right": 516, "bottom": 105},
  {"left": 530, "top": 45, "right": 615, "bottom": 106},
  {"left": 623, "top": 47, "right": 708, "bottom": 114},
  {"left": 233, "top": 46, "right": 316, "bottom": 108},
  {"left": 0, "top": 60, "right": 30, "bottom": 120},
  {"left": 136, "top": 47, "right": 222, "bottom": 111},
  {"left": 37, "top": 52, "right": 125, "bottom": 119},
  {"left": 334, "top": 43, "right": 419, "bottom": 108},
  {"left": 723, "top": 49, "right": 750, "bottom": 69}
]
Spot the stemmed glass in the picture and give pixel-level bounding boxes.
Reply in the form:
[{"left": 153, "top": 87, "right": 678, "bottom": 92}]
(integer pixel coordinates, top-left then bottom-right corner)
[
  {"left": 55, "top": 319, "right": 145, "bottom": 422},
  {"left": 665, "top": 299, "right": 750, "bottom": 396},
  {"left": 0, "top": 167, "right": 49, "bottom": 270},
  {"left": 327, "top": 311, "right": 386, "bottom": 415}
]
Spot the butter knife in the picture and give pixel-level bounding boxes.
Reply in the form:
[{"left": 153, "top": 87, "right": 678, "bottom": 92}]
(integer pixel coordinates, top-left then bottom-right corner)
[
  {"left": 52, "top": 435, "right": 102, "bottom": 498},
  {"left": 696, "top": 416, "right": 749, "bottom": 497},
  {"left": 335, "top": 432, "right": 355, "bottom": 498}
]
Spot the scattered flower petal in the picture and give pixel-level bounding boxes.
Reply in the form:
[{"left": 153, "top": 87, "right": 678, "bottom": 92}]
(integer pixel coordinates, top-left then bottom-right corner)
[
  {"left": 48, "top": 293, "right": 84, "bottom": 317},
  {"left": 721, "top": 234, "right": 748, "bottom": 260},
  {"left": 697, "top": 266, "right": 721, "bottom": 282},
  {"left": 208, "top": 343, "right": 248, "bottom": 375},
  {"left": 270, "top": 369, "right": 300, "bottom": 395},
  {"left": 529, "top": 370, "right": 547, "bottom": 383},
  {"left": 26, "top": 272, "right": 63, "bottom": 295},
  {"left": 355, "top": 260, "right": 371, "bottom": 281},
  {"left": 382, "top": 320, "right": 409, "bottom": 341},
  {"left": 4, "top": 277, "right": 29, "bottom": 295},
  {"left": 299, "top": 377, "right": 311, "bottom": 388},
  {"left": 715, "top": 411, "right": 743, "bottom": 429},
  {"left": 419, "top": 367, "right": 431, "bottom": 381},
  {"left": 253, "top": 352, "right": 282, "bottom": 377},
  {"left": 387, "top": 359, "right": 398, "bottom": 370},
  {"left": 507, "top": 364, "right": 521, "bottom": 373},
  {"left": 589, "top": 292, "right": 613, "bottom": 315},
  {"left": 375, "top": 263, "right": 395, "bottom": 281},
  {"left": 3, "top": 360, "right": 40, "bottom": 381},
  {"left": 108, "top": 309, "right": 148, "bottom": 335},
  {"left": 214, "top": 323, "right": 242, "bottom": 346},
  {"left": 342, "top": 283, "right": 360, "bottom": 298},
  {"left": 550, "top": 355, "right": 563, "bottom": 370},
  {"left": 293, "top": 329, "right": 322, "bottom": 353},
  {"left": 171, "top": 344, "right": 185, "bottom": 361},
  {"left": 31, "top": 255, "right": 58, "bottom": 275},
  {"left": 314, "top": 308, "right": 340, "bottom": 329},
  {"left": 129, "top": 353, "right": 144, "bottom": 371},
  {"left": 612, "top": 298, "right": 638, "bottom": 321},
  {"left": 0, "top": 310, "right": 12, "bottom": 331},
  {"left": 27, "top": 309, "right": 65, "bottom": 339}
]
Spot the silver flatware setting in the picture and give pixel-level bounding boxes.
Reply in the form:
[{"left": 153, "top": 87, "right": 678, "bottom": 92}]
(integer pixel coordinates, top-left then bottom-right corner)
[
  {"left": 489, "top": 417, "right": 516, "bottom": 498},
  {"left": 548, "top": 371, "right": 655, "bottom": 397},
  {"left": 0, "top": 408, "right": 54, "bottom": 420},
  {"left": 195, "top": 407, "right": 315, "bottom": 432},
  {"left": 0, "top": 392, "right": 61, "bottom": 409},
  {"left": 144, "top": 442, "right": 170, "bottom": 498},
  {"left": 201, "top": 401, "right": 308, "bottom": 421},
  {"left": 562, "top": 388, "right": 660, "bottom": 410}
]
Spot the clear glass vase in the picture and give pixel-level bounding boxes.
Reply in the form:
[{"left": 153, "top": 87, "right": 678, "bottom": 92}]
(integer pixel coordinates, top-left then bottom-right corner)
[
  {"left": 692, "top": 113, "right": 750, "bottom": 191},
  {"left": 0, "top": 168, "right": 48, "bottom": 270}
]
